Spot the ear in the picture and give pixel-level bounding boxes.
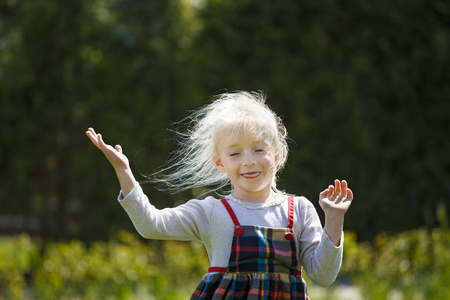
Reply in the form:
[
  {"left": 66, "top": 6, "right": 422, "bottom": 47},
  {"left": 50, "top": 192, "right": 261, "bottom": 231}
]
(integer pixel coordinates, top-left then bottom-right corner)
[
  {"left": 212, "top": 155, "right": 226, "bottom": 173},
  {"left": 271, "top": 146, "right": 279, "bottom": 164},
  {"left": 274, "top": 144, "right": 284, "bottom": 163}
]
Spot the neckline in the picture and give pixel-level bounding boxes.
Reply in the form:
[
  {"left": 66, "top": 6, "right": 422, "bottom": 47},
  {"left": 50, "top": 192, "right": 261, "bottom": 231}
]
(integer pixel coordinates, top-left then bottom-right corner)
[{"left": 226, "top": 194, "right": 287, "bottom": 210}]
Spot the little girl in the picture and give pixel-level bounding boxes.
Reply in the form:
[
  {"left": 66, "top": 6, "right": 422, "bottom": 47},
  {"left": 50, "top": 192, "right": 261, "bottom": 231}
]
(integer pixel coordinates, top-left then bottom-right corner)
[{"left": 86, "top": 91, "right": 354, "bottom": 299}]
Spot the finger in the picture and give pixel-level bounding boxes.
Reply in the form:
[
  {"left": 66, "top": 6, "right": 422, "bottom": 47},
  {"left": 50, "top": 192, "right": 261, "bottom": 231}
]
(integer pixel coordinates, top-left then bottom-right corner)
[
  {"left": 86, "top": 127, "right": 95, "bottom": 136},
  {"left": 341, "top": 180, "right": 348, "bottom": 197},
  {"left": 334, "top": 179, "right": 341, "bottom": 195},
  {"left": 326, "top": 185, "right": 335, "bottom": 200},
  {"left": 346, "top": 188, "right": 354, "bottom": 200},
  {"left": 86, "top": 130, "right": 94, "bottom": 140},
  {"left": 86, "top": 130, "right": 101, "bottom": 149},
  {"left": 320, "top": 189, "right": 330, "bottom": 197},
  {"left": 319, "top": 189, "right": 333, "bottom": 203},
  {"left": 87, "top": 127, "right": 97, "bottom": 138},
  {"left": 328, "top": 185, "right": 334, "bottom": 194},
  {"left": 97, "top": 133, "right": 107, "bottom": 150},
  {"left": 115, "top": 145, "right": 123, "bottom": 153}
]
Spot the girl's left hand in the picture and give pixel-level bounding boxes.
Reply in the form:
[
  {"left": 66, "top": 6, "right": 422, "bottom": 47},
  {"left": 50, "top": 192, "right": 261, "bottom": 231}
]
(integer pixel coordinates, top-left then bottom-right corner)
[{"left": 319, "top": 179, "right": 354, "bottom": 217}]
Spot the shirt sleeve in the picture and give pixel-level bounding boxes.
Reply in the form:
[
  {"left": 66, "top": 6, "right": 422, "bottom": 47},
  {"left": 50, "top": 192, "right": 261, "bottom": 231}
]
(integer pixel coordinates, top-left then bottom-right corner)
[
  {"left": 118, "top": 184, "right": 211, "bottom": 243},
  {"left": 297, "top": 197, "right": 343, "bottom": 287}
]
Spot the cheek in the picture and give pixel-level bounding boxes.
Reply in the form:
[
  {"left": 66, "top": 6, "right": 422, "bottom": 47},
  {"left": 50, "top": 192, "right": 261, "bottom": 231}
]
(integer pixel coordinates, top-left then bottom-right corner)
[
  {"left": 264, "top": 152, "right": 277, "bottom": 163},
  {"left": 263, "top": 154, "right": 278, "bottom": 172},
  {"left": 220, "top": 158, "right": 236, "bottom": 170},
  {"left": 228, "top": 160, "right": 241, "bottom": 170}
]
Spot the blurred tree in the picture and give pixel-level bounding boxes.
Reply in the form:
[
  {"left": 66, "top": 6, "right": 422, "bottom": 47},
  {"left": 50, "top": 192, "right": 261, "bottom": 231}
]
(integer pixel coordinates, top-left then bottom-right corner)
[
  {"left": 0, "top": 0, "right": 197, "bottom": 241},
  {"left": 1, "top": 0, "right": 88, "bottom": 238},
  {"left": 1, "top": 0, "right": 449, "bottom": 241},
  {"left": 187, "top": 0, "right": 450, "bottom": 239}
]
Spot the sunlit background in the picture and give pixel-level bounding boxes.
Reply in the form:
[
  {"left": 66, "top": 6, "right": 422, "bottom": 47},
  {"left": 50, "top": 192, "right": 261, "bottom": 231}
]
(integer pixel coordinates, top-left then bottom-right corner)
[{"left": 1, "top": 0, "right": 449, "bottom": 299}]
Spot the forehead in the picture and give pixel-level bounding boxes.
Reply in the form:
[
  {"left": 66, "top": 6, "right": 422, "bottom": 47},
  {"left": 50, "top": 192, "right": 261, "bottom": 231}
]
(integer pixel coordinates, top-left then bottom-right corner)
[{"left": 215, "top": 127, "right": 270, "bottom": 148}]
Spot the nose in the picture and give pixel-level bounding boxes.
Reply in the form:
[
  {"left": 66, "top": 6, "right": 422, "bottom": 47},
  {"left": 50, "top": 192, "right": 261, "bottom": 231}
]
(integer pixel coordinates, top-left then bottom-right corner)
[{"left": 242, "top": 151, "right": 256, "bottom": 166}]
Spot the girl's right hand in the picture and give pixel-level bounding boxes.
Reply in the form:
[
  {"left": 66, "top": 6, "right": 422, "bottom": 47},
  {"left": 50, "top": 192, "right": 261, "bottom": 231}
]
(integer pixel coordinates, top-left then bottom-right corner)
[
  {"left": 86, "top": 127, "right": 130, "bottom": 170},
  {"left": 86, "top": 127, "right": 138, "bottom": 195}
]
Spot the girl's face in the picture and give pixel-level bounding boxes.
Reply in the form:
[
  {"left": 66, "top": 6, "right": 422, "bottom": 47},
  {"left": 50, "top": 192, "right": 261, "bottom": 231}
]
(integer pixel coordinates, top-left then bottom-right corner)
[{"left": 212, "top": 128, "right": 277, "bottom": 203}]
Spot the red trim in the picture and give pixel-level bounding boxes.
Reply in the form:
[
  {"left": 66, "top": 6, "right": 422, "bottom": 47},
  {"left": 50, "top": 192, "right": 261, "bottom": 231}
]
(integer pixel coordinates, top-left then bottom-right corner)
[
  {"left": 221, "top": 199, "right": 241, "bottom": 227},
  {"left": 208, "top": 267, "right": 302, "bottom": 277},
  {"left": 288, "top": 196, "right": 294, "bottom": 229},
  {"left": 208, "top": 267, "right": 302, "bottom": 276},
  {"left": 208, "top": 267, "right": 227, "bottom": 273},
  {"left": 221, "top": 198, "right": 243, "bottom": 271}
]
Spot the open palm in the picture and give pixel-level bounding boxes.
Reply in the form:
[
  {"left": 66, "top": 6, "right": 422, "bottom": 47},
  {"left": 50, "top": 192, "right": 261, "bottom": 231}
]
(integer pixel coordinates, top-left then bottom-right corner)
[
  {"left": 86, "top": 128, "right": 129, "bottom": 170},
  {"left": 319, "top": 180, "right": 354, "bottom": 217}
]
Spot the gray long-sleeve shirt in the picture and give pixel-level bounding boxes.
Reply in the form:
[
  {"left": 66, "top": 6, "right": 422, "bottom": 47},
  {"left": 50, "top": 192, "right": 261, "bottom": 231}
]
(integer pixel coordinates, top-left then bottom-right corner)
[{"left": 119, "top": 185, "right": 343, "bottom": 287}]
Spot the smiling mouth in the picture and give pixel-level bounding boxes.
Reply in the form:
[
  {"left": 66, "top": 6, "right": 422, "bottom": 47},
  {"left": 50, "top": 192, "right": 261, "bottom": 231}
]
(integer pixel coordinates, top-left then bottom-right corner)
[{"left": 241, "top": 172, "right": 260, "bottom": 178}]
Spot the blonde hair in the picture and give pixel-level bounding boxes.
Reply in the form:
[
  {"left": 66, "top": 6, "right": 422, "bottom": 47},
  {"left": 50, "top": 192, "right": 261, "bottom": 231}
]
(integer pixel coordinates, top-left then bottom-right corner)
[{"left": 148, "top": 91, "right": 288, "bottom": 195}]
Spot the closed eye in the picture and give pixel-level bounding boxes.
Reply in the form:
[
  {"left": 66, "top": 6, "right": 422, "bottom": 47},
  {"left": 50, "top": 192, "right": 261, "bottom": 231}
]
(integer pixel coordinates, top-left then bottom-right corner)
[{"left": 230, "top": 152, "right": 240, "bottom": 157}]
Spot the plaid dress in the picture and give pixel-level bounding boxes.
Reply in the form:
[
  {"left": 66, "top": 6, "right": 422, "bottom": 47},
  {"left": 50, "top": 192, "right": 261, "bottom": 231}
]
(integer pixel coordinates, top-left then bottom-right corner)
[{"left": 191, "top": 197, "right": 309, "bottom": 300}]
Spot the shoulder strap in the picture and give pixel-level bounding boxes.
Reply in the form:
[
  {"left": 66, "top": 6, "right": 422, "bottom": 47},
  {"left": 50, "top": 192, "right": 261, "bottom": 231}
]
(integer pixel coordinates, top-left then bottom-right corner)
[
  {"left": 220, "top": 199, "right": 240, "bottom": 226},
  {"left": 222, "top": 197, "right": 294, "bottom": 228},
  {"left": 288, "top": 196, "right": 294, "bottom": 229}
]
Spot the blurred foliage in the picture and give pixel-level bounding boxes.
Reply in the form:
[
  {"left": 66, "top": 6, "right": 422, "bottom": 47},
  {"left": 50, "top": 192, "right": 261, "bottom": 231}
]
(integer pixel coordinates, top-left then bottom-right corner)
[
  {"left": 1, "top": 229, "right": 450, "bottom": 299},
  {"left": 0, "top": 0, "right": 449, "bottom": 242},
  {"left": 0, "top": 234, "right": 38, "bottom": 299},
  {"left": 339, "top": 228, "right": 450, "bottom": 299},
  {"left": 0, "top": 231, "right": 209, "bottom": 299}
]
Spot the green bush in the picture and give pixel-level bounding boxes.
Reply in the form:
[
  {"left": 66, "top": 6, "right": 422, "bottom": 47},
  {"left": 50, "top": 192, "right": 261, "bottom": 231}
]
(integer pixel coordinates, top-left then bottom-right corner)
[
  {"left": 1, "top": 229, "right": 450, "bottom": 299},
  {"left": 1, "top": 231, "right": 209, "bottom": 300},
  {"left": 341, "top": 229, "right": 450, "bottom": 300},
  {"left": 0, "top": 234, "right": 38, "bottom": 299}
]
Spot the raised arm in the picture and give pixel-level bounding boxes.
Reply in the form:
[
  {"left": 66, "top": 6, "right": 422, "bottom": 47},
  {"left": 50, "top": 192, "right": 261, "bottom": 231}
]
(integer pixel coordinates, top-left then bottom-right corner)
[
  {"left": 86, "top": 127, "right": 138, "bottom": 195},
  {"left": 319, "top": 179, "right": 354, "bottom": 246}
]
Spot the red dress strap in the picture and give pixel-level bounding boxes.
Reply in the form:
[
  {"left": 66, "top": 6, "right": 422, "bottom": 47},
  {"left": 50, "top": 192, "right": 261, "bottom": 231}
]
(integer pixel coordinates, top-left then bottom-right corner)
[
  {"left": 288, "top": 196, "right": 294, "bottom": 229},
  {"left": 220, "top": 199, "right": 244, "bottom": 235},
  {"left": 220, "top": 199, "right": 240, "bottom": 226}
]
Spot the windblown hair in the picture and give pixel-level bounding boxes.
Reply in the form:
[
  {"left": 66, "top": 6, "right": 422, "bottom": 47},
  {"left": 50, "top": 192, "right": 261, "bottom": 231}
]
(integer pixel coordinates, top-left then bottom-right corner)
[{"left": 148, "top": 91, "right": 288, "bottom": 195}]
